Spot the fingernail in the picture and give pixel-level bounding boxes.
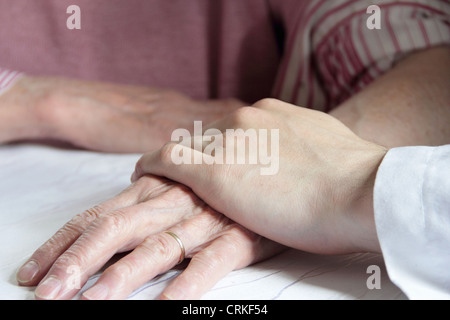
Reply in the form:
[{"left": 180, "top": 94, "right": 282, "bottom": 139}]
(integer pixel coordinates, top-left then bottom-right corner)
[
  {"left": 35, "top": 276, "right": 62, "bottom": 300},
  {"left": 160, "top": 287, "right": 185, "bottom": 300},
  {"left": 82, "top": 284, "right": 109, "bottom": 300},
  {"left": 17, "top": 260, "right": 40, "bottom": 284},
  {"left": 130, "top": 172, "right": 136, "bottom": 183}
]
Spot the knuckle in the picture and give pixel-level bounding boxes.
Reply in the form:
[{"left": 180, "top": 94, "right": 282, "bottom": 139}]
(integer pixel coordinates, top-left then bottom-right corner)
[
  {"left": 96, "top": 211, "right": 130, "bottom": 235},
  {"left": 155, "top": 235, "right": 176, "bottom": 259},
  {"left": 252, "top": 98, "right": 278, "bottom": 110},
  {"left": 53, "top": 250, "right": 85, "bottom": 272},
  {"left": 58, "top": 222, "right": 84, "bottom": 240},
  {"left": 81, "top": 205, "right": 103, "bottom": 223},
  {"left": 222, "top": 225, "right": 258, "bottom": 251},
  {"left": 142, "top": 234, "right": 177, "bottom": 261},
  {"left": 31, "top": 242, "right": 59, "bottom": 263},
  {"left": 230, "top": 106, "right": 259, "bottom": 125},
  {"left": 193, "top": 249, "right": 227, "bottom": 272},
  {"left": 38, "top": 225, "right": 80, "bottom": 258},
  {"left": 69, "top": 205, "right": 103, "bottom": 229},
  {"left": 105, "top": 261, "right": 134, "bottom": 283},
  {"left": 190, "top": 210, "right": 230, "bottom": 234}
]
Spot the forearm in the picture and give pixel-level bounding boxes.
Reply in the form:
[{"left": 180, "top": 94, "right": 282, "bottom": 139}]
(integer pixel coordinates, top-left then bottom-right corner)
[{"left": 330, "top": 46, "right": 450, "bottom": 148}]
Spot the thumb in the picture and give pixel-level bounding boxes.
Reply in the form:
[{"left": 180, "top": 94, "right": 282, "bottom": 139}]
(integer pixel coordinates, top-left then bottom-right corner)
[{"left": 131, "top": 142, "right": 221, "bottom": 196}]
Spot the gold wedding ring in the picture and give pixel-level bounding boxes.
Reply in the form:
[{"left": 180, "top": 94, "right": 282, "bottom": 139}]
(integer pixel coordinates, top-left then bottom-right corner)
[{"left": 164, "top": 231, "right": 186, "bottom": 265}]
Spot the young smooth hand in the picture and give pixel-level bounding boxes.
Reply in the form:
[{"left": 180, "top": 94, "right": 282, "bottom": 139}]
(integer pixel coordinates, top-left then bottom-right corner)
[{"left": 132, "top": 99, "right": 388, "bottom": 255}]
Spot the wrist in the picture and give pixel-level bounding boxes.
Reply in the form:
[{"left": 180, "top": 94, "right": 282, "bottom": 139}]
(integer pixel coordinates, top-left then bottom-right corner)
[
  {"left": 2, "top": 76, "right": 62, "bottom": 141},
  {"left": 0, "top": 76, "right": 42, "bottom": 142},
  {"left": 341, "top": 143, "right": 388, "bottom": 254}
]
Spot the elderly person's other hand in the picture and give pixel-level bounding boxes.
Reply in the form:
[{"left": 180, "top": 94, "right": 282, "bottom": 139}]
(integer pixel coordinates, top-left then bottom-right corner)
[
  {"left": 132, "top": 99, "right": 388, "bottom": 255},
  {"left": 0, "top": 76, "right": 244, "bottom": 153},
  {"left": 16, "top": 175, "right": 284, "bottom": 300}
]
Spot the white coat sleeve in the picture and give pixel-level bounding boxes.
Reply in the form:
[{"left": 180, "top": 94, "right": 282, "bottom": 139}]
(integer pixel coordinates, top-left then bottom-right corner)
[{"left": 374, "top": 145, "right": 450, "bottom": 300}]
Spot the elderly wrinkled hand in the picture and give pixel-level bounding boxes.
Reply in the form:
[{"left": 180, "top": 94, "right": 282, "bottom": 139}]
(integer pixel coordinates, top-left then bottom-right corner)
[
  {"left": 16, "top": 175, "right": 284, "bottom": 300},
  {"left": 0, "top": 76, "right": 244, "bottom": 153}
]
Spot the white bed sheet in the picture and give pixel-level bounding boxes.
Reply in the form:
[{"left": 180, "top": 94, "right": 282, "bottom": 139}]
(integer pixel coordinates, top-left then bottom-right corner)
[{"left": 0, "top": 144, "right": 406, "bottom": 300}]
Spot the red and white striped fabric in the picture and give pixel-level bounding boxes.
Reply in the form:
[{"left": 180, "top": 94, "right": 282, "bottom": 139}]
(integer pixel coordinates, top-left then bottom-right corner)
[
  {"left": 272, "top": 0, "right": 450, "bottom": 112},
  {"left": 0, "top": 68, "right": 22, "bottom": 96}
]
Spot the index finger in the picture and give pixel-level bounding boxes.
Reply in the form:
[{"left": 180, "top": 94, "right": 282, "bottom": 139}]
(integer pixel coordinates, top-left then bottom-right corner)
[{"left": 16, "top": 176, "right": 163, "bottom": 286}]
